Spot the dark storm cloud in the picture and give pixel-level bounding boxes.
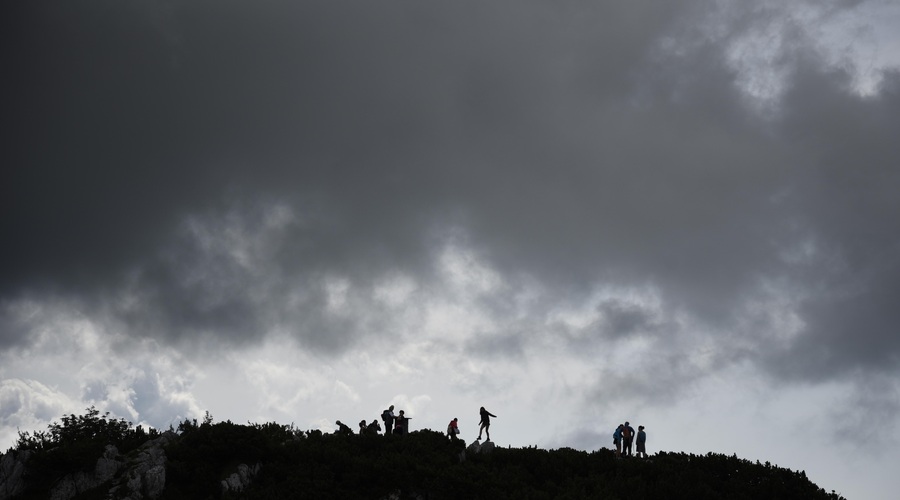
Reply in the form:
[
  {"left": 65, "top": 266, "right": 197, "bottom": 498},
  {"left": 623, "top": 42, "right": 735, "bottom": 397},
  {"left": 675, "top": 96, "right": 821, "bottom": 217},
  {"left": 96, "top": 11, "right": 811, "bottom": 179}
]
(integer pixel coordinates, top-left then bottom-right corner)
[
  {"left": 2, "top": 0, "right": 686, "bottom": 294},
  {"left": 763, "top": 62, "right": 900, "bottom": 379},
  {"left": 3, "top": 0, "right": 900, "bottom": 386},
  {"left": 2, "top": 0, "right": 691, "bottom": 343}
]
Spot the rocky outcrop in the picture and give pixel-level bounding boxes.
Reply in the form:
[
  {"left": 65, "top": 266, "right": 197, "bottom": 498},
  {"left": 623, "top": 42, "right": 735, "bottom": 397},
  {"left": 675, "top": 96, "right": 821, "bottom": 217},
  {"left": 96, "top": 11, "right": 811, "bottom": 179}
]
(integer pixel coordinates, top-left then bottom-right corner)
[
  {"left": 2, "top": 431, "right": 178, "bottom": 500},
  {"left": 111, "top": 432, "right": 175, "bottom": 500},
  {"left": 49, "top": 445, "right": 124, "bottom": 500},
  {"left": 0, "top": 450, "right": 32, "bottom": 499},
  {"left": 465, "top": 439, "right": 495, "bottom": 457},
  {"left": 221, "top": 462, "right": 261, "bottom": 494},
  {"left": 384, "top": 489, "right": 425, "bottom": 500}
]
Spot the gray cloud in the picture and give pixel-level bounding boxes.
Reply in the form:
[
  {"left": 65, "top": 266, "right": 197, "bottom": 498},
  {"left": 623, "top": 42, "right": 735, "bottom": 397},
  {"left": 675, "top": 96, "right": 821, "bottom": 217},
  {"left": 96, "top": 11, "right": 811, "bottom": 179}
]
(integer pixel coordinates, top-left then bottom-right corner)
[
  {"left": 3, "top": 0, "right": 900, "bottom": 426},
  {"left": 827, "top": 373, "right": 900, "bottom": 451},
  {"left": 595, "top": 299, "right": 661, "bottom": 340}
]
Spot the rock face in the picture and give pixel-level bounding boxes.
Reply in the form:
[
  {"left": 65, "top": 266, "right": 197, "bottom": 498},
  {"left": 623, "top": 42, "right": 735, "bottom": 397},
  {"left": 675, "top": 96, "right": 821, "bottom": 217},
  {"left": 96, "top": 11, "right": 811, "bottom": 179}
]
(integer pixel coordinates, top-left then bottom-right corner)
[
  {"left": 114, "top": 433, "right": 175, "bottom": 500},
  {"left": 465, "top": 439, "right": 495, "bottom": 456},
  {"left": 0, "top": 450, "right": 32, "bottom": 499},
  {"left": 49, "top": 445, "right": 125, "bottom": 500},
  {"left": 1, "top": 431, "right": 178, "bottom": 500},
  {"left": 221, "top": 462, "right": 261, "bottom": 494}
]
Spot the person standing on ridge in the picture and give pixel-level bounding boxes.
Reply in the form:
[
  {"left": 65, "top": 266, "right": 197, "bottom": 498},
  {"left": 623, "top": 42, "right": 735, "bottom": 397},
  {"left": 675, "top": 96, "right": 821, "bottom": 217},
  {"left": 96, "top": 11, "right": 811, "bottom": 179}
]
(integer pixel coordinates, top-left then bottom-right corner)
[
  {"left": 394, "top": 410, "right": 411, "bottom": 435},
  {"left": 381, "top": 405, "right": 395, "bottom": 435},
  {"left": 613, "top": 424, "right": 624, "bottom": 458},
  {"left": 622, "top": 421, "right": 635, "bottom": 457},
  {"left": 477, "top": 406, "right": 497, "bottom": 441},
  {"left": 636, "top": 425, "right": 647, "bottom": 458}
]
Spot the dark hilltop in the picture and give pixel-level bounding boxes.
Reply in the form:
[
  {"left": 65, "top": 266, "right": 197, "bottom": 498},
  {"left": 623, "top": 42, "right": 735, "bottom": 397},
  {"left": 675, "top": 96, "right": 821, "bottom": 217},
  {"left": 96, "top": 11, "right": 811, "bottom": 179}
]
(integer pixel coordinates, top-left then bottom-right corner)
[{"left": 1, "top": 408, "right": 846, "bottom": 499}]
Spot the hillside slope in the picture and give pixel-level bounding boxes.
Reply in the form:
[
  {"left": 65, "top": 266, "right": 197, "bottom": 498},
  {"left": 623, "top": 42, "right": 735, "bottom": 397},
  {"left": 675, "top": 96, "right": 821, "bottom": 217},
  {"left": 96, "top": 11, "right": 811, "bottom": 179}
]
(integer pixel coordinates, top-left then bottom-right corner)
[{"left": 1, "top": 410, "right": 846, "bottom": 499}]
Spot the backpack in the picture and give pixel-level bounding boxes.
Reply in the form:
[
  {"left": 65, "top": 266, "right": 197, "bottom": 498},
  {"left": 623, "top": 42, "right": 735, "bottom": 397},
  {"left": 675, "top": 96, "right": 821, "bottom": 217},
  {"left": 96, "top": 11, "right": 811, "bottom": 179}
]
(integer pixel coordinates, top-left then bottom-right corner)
[{"left": 382, "top": 409, "right": 390, "bottom": 420}]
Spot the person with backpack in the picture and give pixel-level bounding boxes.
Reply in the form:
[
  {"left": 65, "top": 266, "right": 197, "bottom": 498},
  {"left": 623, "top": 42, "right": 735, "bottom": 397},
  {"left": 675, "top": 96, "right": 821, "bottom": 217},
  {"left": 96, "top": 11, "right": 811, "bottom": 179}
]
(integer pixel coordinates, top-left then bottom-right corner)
[
  {"left": 636, "top": 425, "right": 647, "bottom": 458},
  {"left": 613, "top": 424, "right": 624, "bottom": 458},
  {"left": 477, "top": 406, "right": 497, "bottom": 441},
  {"left": 447, "top": 418, "right": 460, "bottom": 440},
  {"left": 622, "top": 421, "right": 635, "bottom": 456},
  {"left": 381, "top": 405, "right": 395, "bottom": 435}
]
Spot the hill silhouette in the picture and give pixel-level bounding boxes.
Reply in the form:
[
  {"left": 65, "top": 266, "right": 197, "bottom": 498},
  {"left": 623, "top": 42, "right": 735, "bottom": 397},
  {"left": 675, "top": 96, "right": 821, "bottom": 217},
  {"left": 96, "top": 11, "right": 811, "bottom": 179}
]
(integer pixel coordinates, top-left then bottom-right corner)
[{"left": 1, "top": 408, "right": 846, "bottom": 499}]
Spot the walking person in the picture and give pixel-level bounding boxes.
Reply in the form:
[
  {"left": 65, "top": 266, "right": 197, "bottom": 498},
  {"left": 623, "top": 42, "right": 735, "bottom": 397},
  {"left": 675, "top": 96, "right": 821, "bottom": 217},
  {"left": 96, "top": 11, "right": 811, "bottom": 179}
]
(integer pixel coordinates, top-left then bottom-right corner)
[
  {"left": 477, "top": 406, "right": 497, "bottom": 441},
  {"left": 636, "top": 425, "right": 648, "bottom": 458}
]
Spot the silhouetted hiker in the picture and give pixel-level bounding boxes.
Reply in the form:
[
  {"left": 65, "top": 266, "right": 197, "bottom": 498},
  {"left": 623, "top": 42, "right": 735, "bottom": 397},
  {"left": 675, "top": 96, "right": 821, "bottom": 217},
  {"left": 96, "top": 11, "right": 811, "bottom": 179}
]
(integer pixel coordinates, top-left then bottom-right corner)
[
  {"left": 622, "top": 421, "right": 635, "bottom": 456},
  {"left": 381, "top": 405, "right": 395, "bottom": 435},
  {"left": 394, "top": 410, "right": 411, "bottom": 435},
  {"left": 636, "top": 425, "right": 647, "bottom": 458},
  {"left": 359, "top": 420, "right": 367, "bottom": 434},
  {"left": 477, "top": 407, "right": 497, "bottom": 441},
  {"left": 613, "top": 424, "right": 624, "bottom": 457},
  {"left": 335, "top": 420, "right": 354, "bottom": 436},
  {"left": 367, "top": 419, "right": 382, "bottom": 435},
  {"left": 447, "top": 418, "right": 460, "bottom": 440}
]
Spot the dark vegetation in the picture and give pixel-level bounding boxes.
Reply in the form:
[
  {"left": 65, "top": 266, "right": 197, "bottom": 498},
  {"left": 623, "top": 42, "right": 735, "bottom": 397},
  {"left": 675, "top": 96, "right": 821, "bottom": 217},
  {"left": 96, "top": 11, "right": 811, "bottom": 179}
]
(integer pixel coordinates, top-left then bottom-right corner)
[
  {"left": 6, "top": 409, "right": 846, "bottom": 499},
  {"left": 13, "top": 406, "right": 158, "bottom": 491}
]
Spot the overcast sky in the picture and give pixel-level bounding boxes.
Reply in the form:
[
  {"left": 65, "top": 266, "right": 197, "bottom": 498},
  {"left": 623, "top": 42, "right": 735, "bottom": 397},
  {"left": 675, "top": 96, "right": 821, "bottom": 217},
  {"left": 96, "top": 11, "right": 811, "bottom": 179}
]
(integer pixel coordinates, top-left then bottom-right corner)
[{"left": 3, "top": 1, "right": 900, "bottom": 498}]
